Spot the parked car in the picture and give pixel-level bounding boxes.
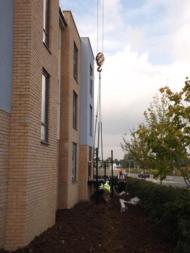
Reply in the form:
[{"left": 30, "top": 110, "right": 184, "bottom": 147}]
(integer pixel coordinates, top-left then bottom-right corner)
[{"left": 138, "top": 172, "right": 150, "bottom": 179}]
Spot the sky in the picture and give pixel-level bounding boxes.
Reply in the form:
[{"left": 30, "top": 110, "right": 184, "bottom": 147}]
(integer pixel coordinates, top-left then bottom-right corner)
[{"left": 60, "top": 0, "right": 190, "bottom": 159}]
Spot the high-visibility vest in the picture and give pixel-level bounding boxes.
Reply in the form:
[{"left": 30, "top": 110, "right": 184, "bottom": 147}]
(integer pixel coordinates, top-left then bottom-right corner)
[{"left": 103, "top": 182, "right": 110, "bottom": 193}]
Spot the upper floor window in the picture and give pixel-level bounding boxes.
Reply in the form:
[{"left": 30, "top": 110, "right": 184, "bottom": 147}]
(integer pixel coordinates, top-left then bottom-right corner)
[
  {"left": 90, "top": 64, "right": 93, "bottom": 76},
  {"left": 41, "top": 69, "right": 49, "bottom": 143},
  {"left": 43, "top": 0, "right": 50, "bottom": 47},
  {"left": 73, "top": 43, "right": 78, "bottom": 81},
  {"left": 73, "top": 91, "right": 78, "bottom": 130},
  {"left": 90, "top": 105, "right": 93, "bottom": 136},
  {"left": 90, "top": 65, "right": 93, "bottom": 97}
]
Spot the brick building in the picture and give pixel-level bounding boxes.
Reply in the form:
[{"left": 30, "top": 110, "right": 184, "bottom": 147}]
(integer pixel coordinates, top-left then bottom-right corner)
[
  {"left": 0, "top": 1, "right": 94, "bottom": 251},
  {"left": 58, "top": 11, "right": 81, "bottom": 209}
]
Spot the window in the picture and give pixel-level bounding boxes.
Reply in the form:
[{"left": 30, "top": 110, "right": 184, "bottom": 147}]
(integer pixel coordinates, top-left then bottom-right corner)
[
  {"left": 90, "top": 105, "right": 93, "bottom": 136},
  {"left": 73, "top": 43, "right": 78, "bottom": 81},
  {"left": 73, "top": 91, "right": 78, "bottom": 129},
  {"left": 89, "top": 147, "right": 92, "bottom": 162},
  {"left": 90, "top": 80, "right": 93, "bottom": 97},
  {"left": 57, "top": 28, "right": 62, "bottom": 140},
  {"left": 41, "top": 70, "right": 49, "bottom": 143},
  {"left": 90, "top": 65, "right": 93, "bottom": 76},
  {"left": 43, "top": 0, "right": 50, "bottom": 46},
  {"left": 72, "top": 143, "right": 77, "bottom": 182},
  {"left": 88, "top": 147, "right": 92, "bottom": 178},
  {"left": 90, "top": 65, "right": 93, "bottom": 97}
]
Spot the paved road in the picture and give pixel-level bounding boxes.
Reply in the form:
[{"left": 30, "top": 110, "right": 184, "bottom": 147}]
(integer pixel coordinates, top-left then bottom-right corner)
[
  {"left": 130, "top": 174, "right": 188, "bottom": 188},
  {"left": 147, "top": 176, "right": 187, "bottom": 188}
]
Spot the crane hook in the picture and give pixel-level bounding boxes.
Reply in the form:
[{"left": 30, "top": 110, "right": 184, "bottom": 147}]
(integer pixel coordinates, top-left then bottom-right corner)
[{"left": 96, "top": 52, "right": 105, "bottom": 72}]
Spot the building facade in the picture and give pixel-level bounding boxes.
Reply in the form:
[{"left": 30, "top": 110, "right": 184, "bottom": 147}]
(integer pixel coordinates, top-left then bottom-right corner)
[
  {"left": 58, "top": 11, "right": 81, "bottom": 209},
  {"left": 0, "top": 1, "right": 94, "bottom": 251},
  {"left": 79, "top": 37, "right": 94, "bottom": 200}
]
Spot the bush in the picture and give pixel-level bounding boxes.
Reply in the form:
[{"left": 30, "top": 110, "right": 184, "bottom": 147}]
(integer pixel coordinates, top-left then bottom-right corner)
[{"left": 126, "top": 177, "right": 190, "bottom": 253}]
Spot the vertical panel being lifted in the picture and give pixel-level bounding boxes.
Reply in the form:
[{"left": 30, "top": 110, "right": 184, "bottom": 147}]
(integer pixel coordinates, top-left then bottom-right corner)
[{"left": 0, "top": 0, "right": 13, "bottom": 112}]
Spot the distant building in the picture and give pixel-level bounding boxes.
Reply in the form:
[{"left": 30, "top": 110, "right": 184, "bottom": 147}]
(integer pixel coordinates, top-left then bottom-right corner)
[{"left": 0, "top": 1, "right": 94, "bottom": 251}]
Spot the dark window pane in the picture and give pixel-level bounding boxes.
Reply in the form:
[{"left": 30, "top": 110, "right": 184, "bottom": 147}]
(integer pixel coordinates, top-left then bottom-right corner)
[
  {"left": 90, "top": 65, "right": 93, "bottom": 97},
  {"left": 90, "top": 105, "right": 93, "bottom": 136},
  {"left": 73, "top": 91, "right": 78, "bottom": 129},
  {"left": 73, "top": 43, "right": 78, "bottom": 81},
  {"left": 90, "top": 65, "right": 93, "bottom": 76},
  {"left": 88, "top": 147, "right": 92, "bottom": 178},
  {"left": 72, "top": 143, "right": 77, "bottom": 181},
  {"left": 90, "top": 79, "right": 93, "bottom": 97}
]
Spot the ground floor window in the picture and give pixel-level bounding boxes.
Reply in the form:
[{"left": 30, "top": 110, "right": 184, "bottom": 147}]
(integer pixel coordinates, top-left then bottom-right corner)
[
  {"left": 41, "top": 69, "right": 49, "bottom": 143},
  {"left": 88, "top": 146, "right": 92, "bottom": 178},
  {"left": 72, "top": 143, "right": 77, "bottom": 182}
]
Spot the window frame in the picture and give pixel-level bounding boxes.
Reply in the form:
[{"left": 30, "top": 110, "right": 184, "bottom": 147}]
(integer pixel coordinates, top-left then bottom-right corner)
[
  {"left": 90, "top": 79, "right": 93, "bottom": 97},
  {"left": 88, "top": 146, "right": 92, "bottom": 178},
  {"left": 43, "top": 0, "right": 50, "bottom": 48},
  {"left": 72, "top": 142, "right": 77, "bottom": 182},
  {"left": 89, "top": 105, "right": 93, "bottom": 137},
  {"left": 41, "top": 69, "right": 49, "bottom": 144},
  {"left": 90, "top": 65, "right": 93, "bottom": 97},
  {"left": 73, "top": 91, "right": 78, "bottom": 130},
  {"left": 73, "top": 42, "right": 78, "bottom": 82}
]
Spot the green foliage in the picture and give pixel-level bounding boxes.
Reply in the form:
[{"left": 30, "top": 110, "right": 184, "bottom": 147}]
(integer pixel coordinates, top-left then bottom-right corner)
[
  {"left": 121, "top": 124, "right": 154, "bottom": 171},
  {"left": 126, "top": 178, "right": 190, "bottom": 253},
  {"left": 160, "top": 80, "right": 190, "bottom": 186},
  {"left": 122, "top": 78, "right": 190, "bottom": 186}
]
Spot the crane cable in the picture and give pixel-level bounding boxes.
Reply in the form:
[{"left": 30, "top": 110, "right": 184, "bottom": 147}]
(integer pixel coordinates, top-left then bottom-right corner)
[{"left": 93, "top": 0, "right": 105, "bottom": 167}]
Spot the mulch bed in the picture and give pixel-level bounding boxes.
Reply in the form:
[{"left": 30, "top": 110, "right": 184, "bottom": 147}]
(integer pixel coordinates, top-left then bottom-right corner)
[{"left": 0, "top": 196, "right": 174, "bottom": 253}]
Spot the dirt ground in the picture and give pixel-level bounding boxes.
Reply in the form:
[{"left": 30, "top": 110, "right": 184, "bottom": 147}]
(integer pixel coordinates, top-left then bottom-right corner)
[{"left": 1, "top": 196, "right": 174, "bottom": 253}]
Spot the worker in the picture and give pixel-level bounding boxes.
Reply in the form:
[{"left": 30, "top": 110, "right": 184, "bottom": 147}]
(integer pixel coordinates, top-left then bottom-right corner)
[
  {"left": 102, "top": 181, "right": 111, "bottom": 202},
  {"left": 118, "top": 170, "right": 125, "bottom": 181}
]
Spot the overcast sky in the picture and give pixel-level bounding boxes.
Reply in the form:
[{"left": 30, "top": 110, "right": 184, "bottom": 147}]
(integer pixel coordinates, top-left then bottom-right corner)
[{"left": 60, "top": 0, "right": 190, "bottom": 159}]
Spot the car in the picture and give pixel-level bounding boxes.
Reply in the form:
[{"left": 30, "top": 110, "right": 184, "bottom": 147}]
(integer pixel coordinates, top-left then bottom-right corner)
[{"left": 138, "top": 172, "right": 150, "bottom": 179}]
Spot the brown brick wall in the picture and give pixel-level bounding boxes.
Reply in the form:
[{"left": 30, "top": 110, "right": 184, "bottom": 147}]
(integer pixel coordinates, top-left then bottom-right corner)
[
  {"left": 0, "top": 110, "right": 10, "bottom": 248},
  {"left": 5, "top": 1, "right": 32, "bottom": 249},
  {"left": 5, "top": 0, "right": 59, "bottom": 250},
  {"left": 25, "top": 0, "right": 59, "bottom": 244},
  {"left": 58, "top": 11, "right": 81, "bottom": 209},
  {"left": 1, "top": 4, "right": 90, "bottom": 250}
]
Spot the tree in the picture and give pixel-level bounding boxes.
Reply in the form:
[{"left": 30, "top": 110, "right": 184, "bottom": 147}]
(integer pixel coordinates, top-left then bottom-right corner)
[
  {"left": 122, "top": 89, "right": 190, "bottom": 185},
  {"left": 113, "top": 158, "right": 119, "bottom": 166},
  {"left": 143, "top": 94, "right": 181, "bottom": 183},
  {"left": 121, "top": 124, "right": 153, "bottom": 173},
  {"left": 160, "top": 78, "right": 190, "bottom": 187},
  {"left": 122, "top": 78, "right": 190, "bottom": 187}
]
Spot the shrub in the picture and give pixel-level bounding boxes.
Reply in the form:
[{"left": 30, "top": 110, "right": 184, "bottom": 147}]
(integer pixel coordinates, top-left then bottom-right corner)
[{"left": 126, "top": 177, "right": 190, "bottom": 253}]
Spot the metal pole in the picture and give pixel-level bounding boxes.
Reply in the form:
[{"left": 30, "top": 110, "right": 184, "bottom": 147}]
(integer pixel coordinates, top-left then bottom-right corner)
[
  {"left": 95, "top": 147, "right": 99, "bottom": 204},
  {"left": 100, "top": 122, "right": 104, "bottom": 163},
  {"left": 111, "top": 150, "right": 113, "bottom": 196}
]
